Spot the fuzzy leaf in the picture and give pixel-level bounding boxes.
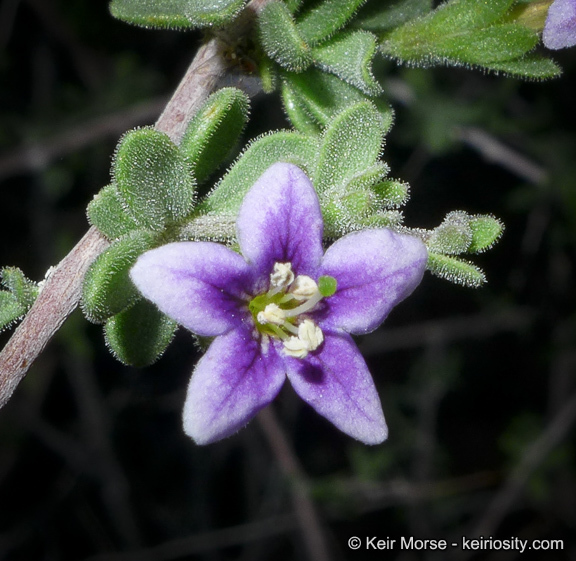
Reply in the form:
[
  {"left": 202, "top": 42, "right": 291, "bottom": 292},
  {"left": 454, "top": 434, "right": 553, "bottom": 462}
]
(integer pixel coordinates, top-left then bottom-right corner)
[
  {"left": 313, "top": 31, "right": 382, "bottom": 96},
  {"left": 87, "top": 184, "right": 140, "bottom": 240},
  {"left": 371, "top": 179, "right": 409, "bottom": 208},
  {"left": 296, "top": 0, "right": 368, "bottom": 46},
  {"left": 314, "top": 101, "right": 385, "bottom": 194},
  {"left": 0, "top": 291, "right": 25, "bottom": 332},
  {"left": 487, "top": 55, "right": 562, "bottom": 80},
  {"left": 82, "top": 230, "right": 158, "bottom": 323},
  {"left": 259, "top": 1, "right": 311, "bottom": 71},
  {"left": 180, "top": 88, "right": 250, "bottom": 185},
  {"left": 428, "top": 211, "right": 473, "bottom": 255},
  {"left": 343, "top": 162, "right": 390, "bottom": 192},
  {"left": 468, "top": 215, "right": 504, "bottom": 253},
  {"left": 202, "top": 131, "right": 319, "bottom": 213},
  {"left": 281, "top": 68, "right": 368, "bottom": 127},
  {"left": 1, "top": 267, "right": 39, "bottom": 309},
  {"left": 114, "top": 128, "right": 196, "bottom": 231},
  {"left": 109, "top": 0, "right": 246, "bottom": 29},
  {"left": 379, "top": 0, "right": 549, "bottom": 74},
  {"left": 427, "top": 252, "right": 486, "bottom": 287},
  {"left": 282, "top": 83, "right": 323, "bottom": 134},
  {"left": 352, "top": 0, "right": 432, "bottom": 32},
  {"left": 104, "top": 300, "right": 177, "bottom": 367}
]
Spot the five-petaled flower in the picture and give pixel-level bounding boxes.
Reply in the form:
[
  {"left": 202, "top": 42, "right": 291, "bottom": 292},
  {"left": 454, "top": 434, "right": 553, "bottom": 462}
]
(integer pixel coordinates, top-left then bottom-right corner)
[
  {"left": 130, "top": 163, "right": 428, "bottom": 445},
  {"left": 543, "top": 0, "right": 576, "bottom": 49}
]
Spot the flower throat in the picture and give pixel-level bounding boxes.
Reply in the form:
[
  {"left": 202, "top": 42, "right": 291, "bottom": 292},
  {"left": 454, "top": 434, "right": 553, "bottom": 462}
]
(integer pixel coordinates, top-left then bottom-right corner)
[{"left": 248, "top": 262, "right": 336, "bottom": 358}]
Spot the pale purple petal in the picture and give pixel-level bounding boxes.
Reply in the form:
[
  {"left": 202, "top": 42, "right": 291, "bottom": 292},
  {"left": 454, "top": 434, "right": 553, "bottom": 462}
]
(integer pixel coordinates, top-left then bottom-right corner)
[
  {"left": 543, "top": 0, "right": 576, "bottom": 49},
  {"left": 130, "top": 242, "right": 253, "bottom": 337},
  {"left": 286, "top": 332, "right": 387, "bottom": 444},
  {"left": 319, "top": 229, "right": 427, "bottom": 335},
  {"left": 183, "top": 328, "right": 286, "bottom": 444},
  {"left": 236, "top": 163, "right": 324, "bottom": 280}
]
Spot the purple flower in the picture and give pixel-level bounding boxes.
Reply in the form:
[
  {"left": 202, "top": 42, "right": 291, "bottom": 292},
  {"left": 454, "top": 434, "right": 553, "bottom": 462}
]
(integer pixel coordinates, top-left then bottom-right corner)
[
  {"left": 543, "top": 0, "right": 576, "bottom": 50},
  {"left": 130, "top": 163, "right": 427, "bottom": 445}
]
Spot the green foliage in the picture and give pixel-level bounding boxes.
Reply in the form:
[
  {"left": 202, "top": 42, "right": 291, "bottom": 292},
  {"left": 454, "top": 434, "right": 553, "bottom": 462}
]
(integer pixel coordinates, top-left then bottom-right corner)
[
  {"left": 202, "top": 131, "right": 319, "bottom": 213},
  {"left": 425, "top": 211, "right": 503, "bottom": 286},
  {"left": 314, "top": 101, "right": 385, "bottom": 194},
  {"left": 109, "top": 0, "right": 246, "bottom": 29},
  {"left": 113, "top": 128, "right": 196, "bottom": 231},
  {"left": 0, "top": 268, "right": 39, "bottom": 331},
  {"left": 468, "top": 214, "right": 504, "bottom": 253},
  {"left": 352, "top": 0, "right": 433, "bottom": 32},
  {"left": 427, "top": 252, "right": 486, "bottom": 287},
  {"left": 87, "top": 184, "right": 140, "bottom": 241},
  {"left": 371, "top": 179, "right": 409, "bottom": 208},
  {"left": 296, "top": 0, "right": 367, "bottom": 46},
  {"left": 313, "top": 31, "right": 382, "bottom": 96},
  {"left": 258, "top": 1, "right": 312, "bottom": 72},
  {"left": 82, "top": 230, "right": 158, "bottom": 323},
  {"left": 428, "top": 211, "right": 473, "bottom": 255},
  {"left": 180, "top": 88, "right": 250, "bottom": 185},
  {"left": 281, "top": 68, "right": 368, "bottom": 131},
  {"left": 104, "top": 300, "right": 177, "bottom": 366},
  {"left": 380, "top": 0, "right": 560, "bottom": 79}
]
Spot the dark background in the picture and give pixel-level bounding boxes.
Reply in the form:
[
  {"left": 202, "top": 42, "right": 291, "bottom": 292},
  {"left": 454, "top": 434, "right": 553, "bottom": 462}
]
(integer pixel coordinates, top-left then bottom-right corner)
[{"left": 1, "top": 1, "right": 575, "bottom": 560}]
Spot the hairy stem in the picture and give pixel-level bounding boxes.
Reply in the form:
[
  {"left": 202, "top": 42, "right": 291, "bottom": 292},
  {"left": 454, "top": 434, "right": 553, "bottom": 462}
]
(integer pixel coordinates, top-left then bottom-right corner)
[{"left": 0, "top": 0, "right": 271, "bottom": 407}]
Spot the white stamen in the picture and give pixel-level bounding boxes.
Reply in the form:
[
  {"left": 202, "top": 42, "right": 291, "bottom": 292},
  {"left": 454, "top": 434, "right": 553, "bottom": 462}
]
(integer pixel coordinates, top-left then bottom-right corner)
[
  {"left": 283, "top": 291, "right": 323, "bottom": 318},
  {"left": 283, "top": 337, "right": 309, "bottom": 358},
  {"left": 257, "top": 303, "right": 286, "bottom": 325},
  {"left": 298, "top": 319, "right": 324, "bottom": 350},
  {"left": 289, "top": 275, "right": 318, "bottom": 300},
  {"left": 282, "top": 320, "right": 324, "bottom": 358},
  {"left": 269, "top": 262, "right": 294, "bottom": 293}
]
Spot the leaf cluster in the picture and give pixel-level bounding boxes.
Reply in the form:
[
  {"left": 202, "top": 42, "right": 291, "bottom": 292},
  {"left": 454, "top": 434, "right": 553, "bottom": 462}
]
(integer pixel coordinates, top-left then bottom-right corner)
[{"left": 83, "top": 88, "right": 250, "bottom": 366}]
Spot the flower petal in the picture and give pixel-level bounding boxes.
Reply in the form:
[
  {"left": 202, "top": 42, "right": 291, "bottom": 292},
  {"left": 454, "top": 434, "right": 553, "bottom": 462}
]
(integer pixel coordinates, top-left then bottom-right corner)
[
  {"left": 286, "top": 332, "right": 387, "bottom": 445},
  {"left": 236, "top": 163, "right": 324, "bottom": 281},
  {"left": 130, "top": 242, "right": 252, "bottom": 337},
  {"left": 319, "top": 229, "right": 427, "bottom": 334},
  {"left": 183, "top": 328, "right": 286, "bottom": 444},
  {"left": 543, "top": 0, "right": 576, "bottom": 50}
]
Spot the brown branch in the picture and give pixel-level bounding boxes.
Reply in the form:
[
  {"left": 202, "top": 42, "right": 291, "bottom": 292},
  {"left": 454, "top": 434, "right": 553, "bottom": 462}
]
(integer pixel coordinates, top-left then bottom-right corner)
[{"left": 0, "top": 0, "right": 272, "bottom": 407}]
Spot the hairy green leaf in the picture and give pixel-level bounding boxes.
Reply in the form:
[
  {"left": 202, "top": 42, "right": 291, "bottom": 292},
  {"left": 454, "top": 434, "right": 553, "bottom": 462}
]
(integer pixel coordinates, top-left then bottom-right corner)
[
  {"left": 82, "top": 230, "right": 158, "bottom": 323},
  {"left": 259, "top": 1, "right": 311, "bottom": 71},
  {"left": 488, "top": 55, "right": 562, "bottom": 79},
  {"left": 114, "top": 128, "right": 196, "bottom": 231},
  {"left": 371, "top": 179, "right": 409, "bottom": 208},
  {"left": 105, "top": 300, "right": 177, "bottom": 367},
  {"left": 1, "top": 267, "right": 39, "bottom": 310},
  {"left": 468, "top": 214, "right": 504, "bottom": 253},
  {"left": 352, "top": 0, "right": 432, "bottom": 32},
  {"left": 313, "top": 31, "right": 382, "bottom": 96},
  {"left": 109, "top": 0, "right": 246, "bottom": 29},
  {"left": 427, "top": 252, "right": 486, "bottom": 287},
  {"left": 0, "top": 291, "right": 25, "bottom": 332},
  {"left": 314, "top": 101, "right": 385, "bottom": 194},
  {"left": 87, "top": 184, "right": 140, "bottom": 240},
  {"left": 202, "top": 131, "right": 319, "bottom": 213},
  {"left": 180, "top": 88, "right": 250, "bottom": 185},
  {"left": 296, "top": 0, "right": 368, "bottom": 45},
  {"left": 428, "top": 211, "right": 473, "bottom": 255}
]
